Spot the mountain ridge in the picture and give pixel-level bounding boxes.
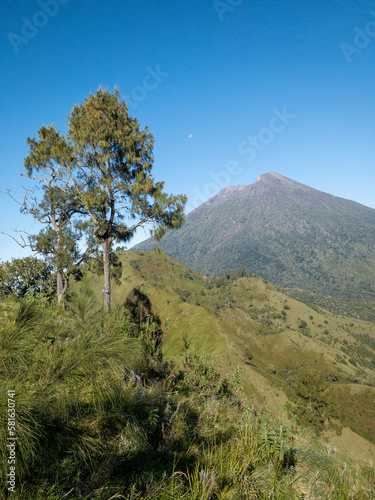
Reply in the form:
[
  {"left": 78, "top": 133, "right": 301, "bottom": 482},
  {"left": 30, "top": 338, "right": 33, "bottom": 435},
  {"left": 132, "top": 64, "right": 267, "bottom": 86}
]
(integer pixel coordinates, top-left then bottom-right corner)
[
  {"left": 200, "top": 172, "right": 368, "bottom": 211},
  {"left": 134, "top": 172, "right": 375, "bottom": 320}
]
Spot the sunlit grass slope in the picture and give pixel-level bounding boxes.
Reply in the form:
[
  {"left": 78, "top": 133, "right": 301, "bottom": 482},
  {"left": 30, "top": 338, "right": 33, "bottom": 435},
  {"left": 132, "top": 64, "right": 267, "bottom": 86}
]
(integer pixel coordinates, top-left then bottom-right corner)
[{"left": 81, "top": 250, "right": 375, "bottom": 460}]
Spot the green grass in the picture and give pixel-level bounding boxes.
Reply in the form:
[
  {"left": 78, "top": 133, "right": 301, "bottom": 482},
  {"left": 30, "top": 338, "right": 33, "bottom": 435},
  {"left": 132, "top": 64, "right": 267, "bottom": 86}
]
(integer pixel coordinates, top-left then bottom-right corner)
[
  {"left": 2, "top": 250, "right": 375, "bottom": 497},
  {"left": 99, "top": 251, "right": 375, "bottom": 457},
  {"left": 1, "top": 297, "right": 374, "bottom": 499}
]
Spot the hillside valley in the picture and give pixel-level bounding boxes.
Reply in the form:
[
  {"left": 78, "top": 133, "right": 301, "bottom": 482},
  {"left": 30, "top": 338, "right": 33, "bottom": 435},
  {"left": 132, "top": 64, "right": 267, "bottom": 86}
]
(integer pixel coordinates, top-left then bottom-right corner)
[
  {"left": 3, "top": 173, "right": 375, "bottom": 497},
  {"left": 84, "top": 251, "right": 375, "bottom": 461}
]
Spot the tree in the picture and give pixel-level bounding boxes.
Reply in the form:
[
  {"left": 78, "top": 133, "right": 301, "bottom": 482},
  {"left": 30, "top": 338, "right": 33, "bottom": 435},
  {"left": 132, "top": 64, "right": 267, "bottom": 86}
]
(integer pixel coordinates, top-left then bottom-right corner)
[
  {"left": 28, "top": 224, "right": 86, "bottom": 305},
  {"left": 68, "top": 88, "right": 186, "bottom": 311},
  {"left": 0, "top": 256, "right": 54, "bottom": 298},
  {"left": 19, "top": 125, "right": 88, "bottom": 308}
]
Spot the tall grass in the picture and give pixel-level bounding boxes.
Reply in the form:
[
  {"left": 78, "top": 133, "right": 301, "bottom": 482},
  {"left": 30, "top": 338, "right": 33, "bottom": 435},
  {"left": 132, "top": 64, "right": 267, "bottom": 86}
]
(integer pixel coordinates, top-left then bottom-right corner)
[
  {"left": 0, "top": 294, "right": 374, "bottom": 499},
  {"left": 0, "top": 292, "right": 139, "bottom": 498}
]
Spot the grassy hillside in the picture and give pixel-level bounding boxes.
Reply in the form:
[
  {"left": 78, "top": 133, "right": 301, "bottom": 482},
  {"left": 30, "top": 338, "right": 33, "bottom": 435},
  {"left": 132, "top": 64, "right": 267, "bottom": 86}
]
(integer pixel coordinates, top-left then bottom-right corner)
[
  {"left": 84, "top": 250, "right": 375, "bottom": 460},
  {"left": 2, "top": 251, "right": 375, "bottom": 498}
]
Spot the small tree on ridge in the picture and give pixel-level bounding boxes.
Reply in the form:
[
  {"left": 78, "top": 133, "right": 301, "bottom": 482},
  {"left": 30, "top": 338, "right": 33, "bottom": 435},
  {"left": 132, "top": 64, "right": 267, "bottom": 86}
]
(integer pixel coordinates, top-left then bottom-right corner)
[
  {"left": 68, "top": 88, "right": 186, "bottom": 311},
  {"left": 16, "top": 125, "right": 87, "bottom": 307}
]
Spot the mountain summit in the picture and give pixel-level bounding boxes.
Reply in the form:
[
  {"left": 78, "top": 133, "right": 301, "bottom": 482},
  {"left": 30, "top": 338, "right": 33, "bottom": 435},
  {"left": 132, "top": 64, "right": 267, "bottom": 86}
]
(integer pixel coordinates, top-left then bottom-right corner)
[
  {"left": 134, "top": 173, "right": 375, "bottom": 317},
  {"left": 189, "top": 172, "right": 329, "bottom": 216},
  {"left": 255, "top": 171, "right": 321, "bottom": 191},
  {"left": 210, "top": 171, "right": 325, "bottom": 201}
]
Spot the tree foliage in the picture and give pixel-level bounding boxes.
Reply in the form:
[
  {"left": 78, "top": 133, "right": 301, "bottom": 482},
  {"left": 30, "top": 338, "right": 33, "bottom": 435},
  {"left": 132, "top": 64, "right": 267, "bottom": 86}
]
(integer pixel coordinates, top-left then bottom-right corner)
[
  {"left": 67, "top": 88, "right": 186, "bottom": 310},
  {"left": 0, "top": 257, "right": 54, "bottom": 299},
  {"left": 19, "top": 125, "right": 88, "bottom": 307}
]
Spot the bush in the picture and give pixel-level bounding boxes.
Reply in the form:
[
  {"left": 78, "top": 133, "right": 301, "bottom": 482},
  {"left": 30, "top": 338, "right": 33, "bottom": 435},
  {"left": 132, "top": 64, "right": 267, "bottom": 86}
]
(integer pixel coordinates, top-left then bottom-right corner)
[
  {"left": 288, "top": 370, "right": 339, "bottom": 435},
  {"left": 0, "top": 256, "right": 55, "bottom": 299}
]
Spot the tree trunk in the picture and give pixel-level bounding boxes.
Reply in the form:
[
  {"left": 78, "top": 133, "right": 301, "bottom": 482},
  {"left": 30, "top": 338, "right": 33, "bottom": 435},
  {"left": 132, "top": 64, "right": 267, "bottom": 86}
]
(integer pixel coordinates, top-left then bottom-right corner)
[
  {"left": 56, "top": 270, "right": 65, "bottom": 309},
  {"left": 55, "top": 230, "right": 67, "bottom": 309},
  {"left": 102, "top": 239, "right": 111, "bottom": 312}
]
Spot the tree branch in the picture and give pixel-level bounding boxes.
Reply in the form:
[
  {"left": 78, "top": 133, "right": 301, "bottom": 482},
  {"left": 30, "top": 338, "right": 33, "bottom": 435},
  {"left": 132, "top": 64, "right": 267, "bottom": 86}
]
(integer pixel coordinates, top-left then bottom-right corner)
[{"left": 1, "top": 230, "right": 31, "bottom": 249}]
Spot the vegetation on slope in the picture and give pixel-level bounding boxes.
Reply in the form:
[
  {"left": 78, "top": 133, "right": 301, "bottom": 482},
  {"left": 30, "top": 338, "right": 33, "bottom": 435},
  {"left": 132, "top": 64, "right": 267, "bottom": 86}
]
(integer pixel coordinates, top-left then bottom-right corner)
[
  {"left": 80, "top": 251, "right": 375, "bottom": 458},
  {"left": 1, "top": 290, "right": 375, "bottom": 499}
]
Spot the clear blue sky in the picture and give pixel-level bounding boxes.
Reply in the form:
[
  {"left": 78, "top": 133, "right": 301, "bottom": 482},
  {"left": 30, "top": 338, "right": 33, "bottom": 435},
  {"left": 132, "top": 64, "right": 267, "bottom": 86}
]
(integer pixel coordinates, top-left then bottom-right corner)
[{"left": 1, "top": 0, "right": 374, "bottom": 262}]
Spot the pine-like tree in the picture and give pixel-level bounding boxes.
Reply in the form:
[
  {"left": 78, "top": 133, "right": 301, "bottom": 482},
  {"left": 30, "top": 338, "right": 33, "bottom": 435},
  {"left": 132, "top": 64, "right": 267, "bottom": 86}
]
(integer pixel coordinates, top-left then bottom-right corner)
[
  {"left": 21, "top": 125, "right": 87, "bottom": 307},
  {"left": 68, "top": 88, "right": 186, "bottom": 311}
]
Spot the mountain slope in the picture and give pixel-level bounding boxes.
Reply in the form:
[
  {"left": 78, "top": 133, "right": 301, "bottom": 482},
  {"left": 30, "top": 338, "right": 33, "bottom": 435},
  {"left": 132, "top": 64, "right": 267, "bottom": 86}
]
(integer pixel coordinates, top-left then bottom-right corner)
[
  {"left": 134, "top": 172, "right": 375, "bottom": 320},
  {"left": 82, "top": 251, "right": 375, "bottom": 460}
]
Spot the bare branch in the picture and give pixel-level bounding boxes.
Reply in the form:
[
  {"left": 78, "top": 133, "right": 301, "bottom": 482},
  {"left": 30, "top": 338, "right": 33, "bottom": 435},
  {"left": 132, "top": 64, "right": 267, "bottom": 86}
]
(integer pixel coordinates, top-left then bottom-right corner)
[
  {"left": 1, "top": 231, "right": 31, "bottom": 249},
  {"left": 3, "top": 189, "right": 25, "bottom": 208},
  {"left": 20, "top": 172, "right": 48, "bottom": 184}
]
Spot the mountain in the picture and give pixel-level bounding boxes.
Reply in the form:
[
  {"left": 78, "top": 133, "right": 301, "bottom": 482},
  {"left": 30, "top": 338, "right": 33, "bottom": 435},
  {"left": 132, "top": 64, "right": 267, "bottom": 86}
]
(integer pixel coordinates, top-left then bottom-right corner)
[{"left": 134, "top": 172, "right": 375, "bottom": 320}]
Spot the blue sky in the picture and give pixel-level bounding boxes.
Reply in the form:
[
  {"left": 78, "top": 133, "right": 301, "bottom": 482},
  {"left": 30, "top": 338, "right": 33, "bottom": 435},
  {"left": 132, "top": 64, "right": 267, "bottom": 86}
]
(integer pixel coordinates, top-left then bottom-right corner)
[{"left": 1, "top": 0, "right": 374, "bottom": 262}]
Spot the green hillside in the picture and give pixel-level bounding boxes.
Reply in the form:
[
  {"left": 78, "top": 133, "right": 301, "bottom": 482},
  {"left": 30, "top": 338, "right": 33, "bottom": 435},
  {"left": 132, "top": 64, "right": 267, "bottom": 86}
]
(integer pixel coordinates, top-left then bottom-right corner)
[
  {"left": 135, "top": 172, "right": 375, "bottom": 322},
  {"left": 2, "top": 250, "right": 375, "bottom": 498},
  {"left": 84, "top": 250, "right": 375, "bottom": 460}
]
